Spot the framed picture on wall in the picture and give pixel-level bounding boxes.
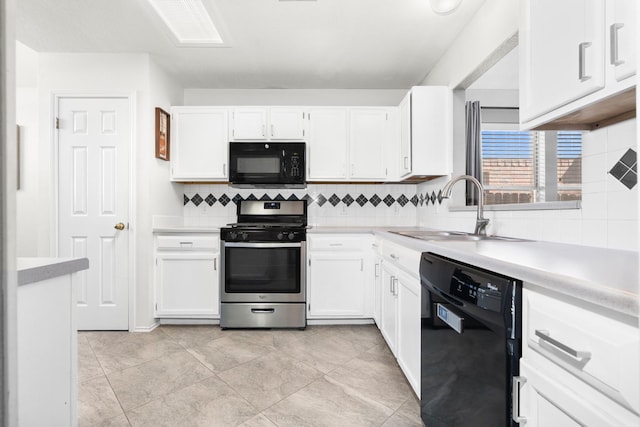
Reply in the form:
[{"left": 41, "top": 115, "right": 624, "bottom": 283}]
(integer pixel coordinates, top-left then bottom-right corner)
[{"left": 155, "top": 107, "right": 170, "bottom": 161}]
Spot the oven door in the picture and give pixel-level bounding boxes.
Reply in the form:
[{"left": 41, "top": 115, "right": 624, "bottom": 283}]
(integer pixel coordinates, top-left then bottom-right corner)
[{"left": 221, "top": 241, "right": 306, "bottom": 303}]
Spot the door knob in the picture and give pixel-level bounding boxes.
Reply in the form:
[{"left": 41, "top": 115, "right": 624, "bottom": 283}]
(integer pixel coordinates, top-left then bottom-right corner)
[{"left": 114, "top": 222, "right": 126, "bottom": 230}]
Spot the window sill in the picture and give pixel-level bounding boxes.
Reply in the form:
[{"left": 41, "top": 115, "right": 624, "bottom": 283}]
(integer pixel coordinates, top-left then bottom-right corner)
[{"left": 448, "top": 200, "right": 581, "bottom": 212}]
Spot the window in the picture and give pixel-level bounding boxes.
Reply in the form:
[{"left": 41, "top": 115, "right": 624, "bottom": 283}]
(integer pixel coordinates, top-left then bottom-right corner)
[{"left": 479, "top": 129, "right": 582, "bottom": 205}]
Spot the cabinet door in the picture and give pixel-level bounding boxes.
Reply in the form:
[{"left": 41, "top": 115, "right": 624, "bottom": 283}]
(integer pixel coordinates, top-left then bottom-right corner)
[
  {"left": 231, "top": 108, "right": 267, "bottom": 140},
  {"left": 349, "top": 108, "right": 392, "bottom": 180},
  {"left": 170, "top": 108, "right": 228, "bottom": 181},
  {"left": 380, "top": 264, "right": 398, "bottom": 355},
  {"left": 269, "top": 108, "right": 305, "bottom": 140},
  {"left": 307, "top": 108, "right": 349, "bottom": 180},
  {"left": 397, "top": 273, "right": 421, "bottom": 397},
  {"left": 398, "top": 93, "right": 411, "bottom": 179},
  {"left": 155, "top": 253, "right": 219, "bottom": 317},
  {"left": 518, "top": 359, "right": 633, "bottom": 427},
  {"left": 520, "top": 0, "right": 605, "bottom": 122},
  {"left": 308, "top": 253, "right": 366, "bottom": 317},
  {"left": 610, "top": 0, "right": 636, "bottom": 81},
  {"left": 372, "top": 256, "right": 383, "bottom": 326}
]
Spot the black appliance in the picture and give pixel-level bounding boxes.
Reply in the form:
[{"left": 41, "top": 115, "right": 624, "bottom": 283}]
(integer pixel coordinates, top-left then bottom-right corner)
[
  {"left": 228, "top": 142, "right": 305, "bottom": 188},
  {"left": 420, "top": 252, "right": 522, "bottom": 427},
  {"left": 220, "top": 200, "right": 307, "bottom": 329}
]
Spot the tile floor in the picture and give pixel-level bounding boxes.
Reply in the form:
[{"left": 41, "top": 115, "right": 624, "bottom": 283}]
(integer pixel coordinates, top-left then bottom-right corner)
[{"left": 78, "top": 324, "right": 423, "bottom": 427}]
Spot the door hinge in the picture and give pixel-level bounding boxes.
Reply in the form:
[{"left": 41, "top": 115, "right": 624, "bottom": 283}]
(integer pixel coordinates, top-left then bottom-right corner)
[{"left": 55, "top": 117, "right": 60, "bottom": 129}]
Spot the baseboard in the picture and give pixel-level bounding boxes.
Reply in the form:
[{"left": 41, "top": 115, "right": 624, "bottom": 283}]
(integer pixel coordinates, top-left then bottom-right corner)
[
  {"left": 158, "top": 318, "right": 220, "bottom": 325},
  {"left": 133, "top": 321, "right": 159, "bottom": 332},
  {"left": 307, "top": 318, "right": 375, "bottom": 326}
]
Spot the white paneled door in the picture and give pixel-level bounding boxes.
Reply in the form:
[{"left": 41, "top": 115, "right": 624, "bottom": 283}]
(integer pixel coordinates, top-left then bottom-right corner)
[{"left": 58, "top": 97, "right": 130, "bottom": 330}]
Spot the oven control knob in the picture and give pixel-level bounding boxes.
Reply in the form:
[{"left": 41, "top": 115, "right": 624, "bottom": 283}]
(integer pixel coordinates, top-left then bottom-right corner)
[
  {"left": 288, "top": 232, "right": 296, "bottom": 241},
  {"left": 228, "top": 231, "right": 238, "bottom": 240},
  {"left": 241, "top": 233, "right": 248, "bottom": 241},
  {"left": 277, "top": 232, "right": 284, "bottom": 240}
]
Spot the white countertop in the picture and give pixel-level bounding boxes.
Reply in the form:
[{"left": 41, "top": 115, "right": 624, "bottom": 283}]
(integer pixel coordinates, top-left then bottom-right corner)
[
  {"left": 308, "top": 227, "right": 639, "bottom": 319},
  {"left": 17, "top": 257, "right": 90, "bottom": 286}
]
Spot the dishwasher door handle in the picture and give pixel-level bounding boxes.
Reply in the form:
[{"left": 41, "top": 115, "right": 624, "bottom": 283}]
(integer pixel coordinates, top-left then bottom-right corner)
[{"left": 436, "top": 303, "right": 464, "bottom": 334}]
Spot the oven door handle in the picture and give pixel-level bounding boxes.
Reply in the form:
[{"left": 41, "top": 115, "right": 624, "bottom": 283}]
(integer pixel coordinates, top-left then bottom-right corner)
[{"left": 223, "top": 242, "right": 302, "bottom": 248}]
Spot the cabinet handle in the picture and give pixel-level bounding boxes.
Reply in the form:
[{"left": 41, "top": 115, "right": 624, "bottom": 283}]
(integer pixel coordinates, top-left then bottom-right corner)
[
  {"left": 610, "top": 23, "right": 625, "bottom": 66},
  {"left": 389, "top": 276, "right": 394, "bottom": 294},
  {"left": 214, "top": 258, "right": 217, "bottom": 271},
  {"left": 374, "top": 263, "right": 380, "bottom": 278},
  {"left": 390, "top": 253, "right": 398, "bottom": 260},
  {"left": 329, "top": 243, "right": 343, "bottom": 247},
  {"left": 360, "top": 259, "right": 363, "bottom": 271},
  {"left": 393, "top": 277, "right": 398, "bottom": 296},
  {"left": 261, "top": 124, "right": 266, "bottom": 137},
  {"left": 535, "top": 329, "right": 592, "bottom": 359},
  {"left": 403, "top": 156, "right": 409, "bottom": 170},
  {"left": 512, "top": 376, "right": 527, "bottom": 424},
  {"left": 351, "top": 163, "right": 355, "bottom": 176},
  {"left": 578, "top": 42, "right": 592, "bottom": 82},
  {"left": 271, "top": 124, "right": 275, "bottom": 137},
  {"left": 223, "top": 163, "right": 226, "bottom": 176}
]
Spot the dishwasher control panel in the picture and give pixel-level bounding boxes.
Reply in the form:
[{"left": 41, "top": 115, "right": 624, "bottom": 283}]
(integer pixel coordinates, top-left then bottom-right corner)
[{"left": 450, "top": 268, "right": 507, "bottom": 312}]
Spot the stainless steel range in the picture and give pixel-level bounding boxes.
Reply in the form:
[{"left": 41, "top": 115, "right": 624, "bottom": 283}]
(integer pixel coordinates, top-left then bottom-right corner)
[{"left": 220, "top": 200, "right": 307, "bottom": 329}]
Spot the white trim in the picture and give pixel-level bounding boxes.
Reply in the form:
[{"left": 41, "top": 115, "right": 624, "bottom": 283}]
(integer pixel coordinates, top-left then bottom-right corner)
[
  {"left": 449, "top": 200, "right": 581, "bottom": 212},
  {"left": 133, "top": 321, "right": 160, "bottom": 333},
  {"left": 52, "top": 92, "right": 136, "bottom": 332},
  {"left": 159, "top": 318, "right": 220, "bottom": 325},
  {"left": 307, "top": 318, "right": 375, "bottom": 326}
]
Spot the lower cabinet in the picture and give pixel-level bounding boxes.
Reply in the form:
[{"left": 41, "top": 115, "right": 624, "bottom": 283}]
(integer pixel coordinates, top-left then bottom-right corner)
[
  {"left": 378, "top": 241, "right": 422, "bottom": 397},
  {"left": 307, "top": 234, "right": 371, "bottom": 319},
  {"left": 154, "top": 232, "right": 220, "bottom": 318},
  {"left": 517, "top": 287, "right": 639, "bottom": 426}
]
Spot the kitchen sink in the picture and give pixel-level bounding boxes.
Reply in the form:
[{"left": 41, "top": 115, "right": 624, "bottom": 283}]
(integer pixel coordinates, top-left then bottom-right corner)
[{"left": 390, "top": 230, "right": 529, "bottom": 242}]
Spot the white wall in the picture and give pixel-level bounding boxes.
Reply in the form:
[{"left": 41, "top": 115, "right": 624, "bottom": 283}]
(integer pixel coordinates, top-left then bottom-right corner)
[
  {"left": 184, "top": 89, "right": 406, "bottom": 106},
  {"left": 16, "top": 43, "right": 39, "bottom": 256},
  {"left": 417, "top": 119, "right": 638, "bottom": 251},
  {"left": 421, "top": 0, "right": 519, "bottom": 88},
  {"left": 16, "top": 50, "right": 184, "bottom": 330}
]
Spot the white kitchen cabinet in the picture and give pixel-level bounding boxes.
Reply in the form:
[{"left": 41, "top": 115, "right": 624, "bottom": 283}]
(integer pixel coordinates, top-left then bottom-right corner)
[
  {"left": 516, "top": 287, "right": 640, "bottom": 426},
  {"left": 397, "top": 86, "right": 452, "bottom": 180},
  {"left": 380, "top": 263, "right": 398, "bottom": 354},
  {"left": 349, "top": 108, "right": 395, "bottom": 180},
  {"left": 154, "top": 233, "right": 220, "bottom": 318},
  {"left": 520, "top": 0, "right": 636, "bottom": 130},
  {"left": 307, "top": 234, "right": 371, "bottom": 319},
  {"left": 306, "top": 107, "right": 349, "bottom": 180},
  {"left": 170, "top": 107, "right": 228, "bottom": 182},
  {"left": 372, "top": 241, "right": 383, "bottom": 326},
  {"left": 396, "top": 270, "right": 421, "bottom": 396},
  {"left": 230, "top": 107, "right": 305, "bottom": 140},
  {"left": 376, "top": 239, "right": 421, "bottom": 397}
]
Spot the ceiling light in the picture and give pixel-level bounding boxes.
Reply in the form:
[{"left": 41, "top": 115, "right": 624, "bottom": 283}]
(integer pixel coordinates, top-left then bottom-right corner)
[
  {"left": 430, "top": 0, "right": 463, "bottom": 15},
  {"left": 146, "top": 0, "right": 223, "bottom": 45}
]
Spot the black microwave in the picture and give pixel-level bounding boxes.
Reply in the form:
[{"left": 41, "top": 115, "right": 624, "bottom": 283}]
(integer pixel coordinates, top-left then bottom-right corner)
[{"left": 228, "top": 142, "right": 306, "bottom": 188}]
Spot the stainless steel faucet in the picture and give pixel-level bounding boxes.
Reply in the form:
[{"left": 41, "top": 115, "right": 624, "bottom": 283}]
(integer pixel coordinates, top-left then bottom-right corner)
[{"left": 441, "top": 175, "right": 489, "bottom": 236}]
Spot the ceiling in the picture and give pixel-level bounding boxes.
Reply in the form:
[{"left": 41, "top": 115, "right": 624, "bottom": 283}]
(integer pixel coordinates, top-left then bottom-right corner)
[{"left": 16, "top": 0, "right": 487, "bottom": 89}]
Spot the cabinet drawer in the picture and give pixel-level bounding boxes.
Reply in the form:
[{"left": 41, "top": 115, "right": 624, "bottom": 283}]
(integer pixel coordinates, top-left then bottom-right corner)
[
  {"left": 308, "top": 235, "right": 365, "bottom": 251},
  {"left": 380, "top": 240, "right": 420, "bottom": 277},
  {"left": 524, "top": 289, "right": 639, "bottom": 412},
  {"left": 156, "top": 234, "right": 219, "bottom": 250}
]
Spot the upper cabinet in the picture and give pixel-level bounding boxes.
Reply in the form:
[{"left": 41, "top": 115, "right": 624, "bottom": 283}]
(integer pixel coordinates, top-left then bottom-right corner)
[
  {"left": 230, "top": 107, "right": 305, "bottom": 140},
  {"left": 397, "top": 86, "right": 452, "bottom": 181},
  {"left": 307, "top": 107, "right": 349, "bottom": 180},
  {"left": 170, "top": 107, "right": 229, "bottom": 182},
  {"left": 306, "top": 107, "right": 396, "bottom": 182},
  {"left": 520, "top": 0, "right": 636, "bottom": 130},
  {"left": 349, "top": 108, "right": 395, "bottom": 181}
]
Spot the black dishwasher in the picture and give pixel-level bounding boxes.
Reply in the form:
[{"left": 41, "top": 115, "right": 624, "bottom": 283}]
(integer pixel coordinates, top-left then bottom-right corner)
[{"left": 420, "top": 252, "right": 522, "bottom": 427}]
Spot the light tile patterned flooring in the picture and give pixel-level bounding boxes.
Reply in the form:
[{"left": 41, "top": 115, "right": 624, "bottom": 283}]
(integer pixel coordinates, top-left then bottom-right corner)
[{"left": 78, "top": 324, "right": 422, "bottom": 426}]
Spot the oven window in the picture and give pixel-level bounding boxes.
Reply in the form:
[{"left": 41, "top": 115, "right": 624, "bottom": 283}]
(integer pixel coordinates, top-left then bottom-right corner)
[
  {"left": 236, "top": 157, "right": 280, "bottom": 174},
  {"left": 225, "top": 246, "right": 301, "bottom": 293}
]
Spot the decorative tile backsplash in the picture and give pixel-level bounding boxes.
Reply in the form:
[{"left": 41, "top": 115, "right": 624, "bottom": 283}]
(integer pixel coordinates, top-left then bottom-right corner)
[
  {"left": 609, "top": 148, "right": 637, "bottom": 189},
  {"left": 183, "top": 188, "right": 448, "bottom": 208}
]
